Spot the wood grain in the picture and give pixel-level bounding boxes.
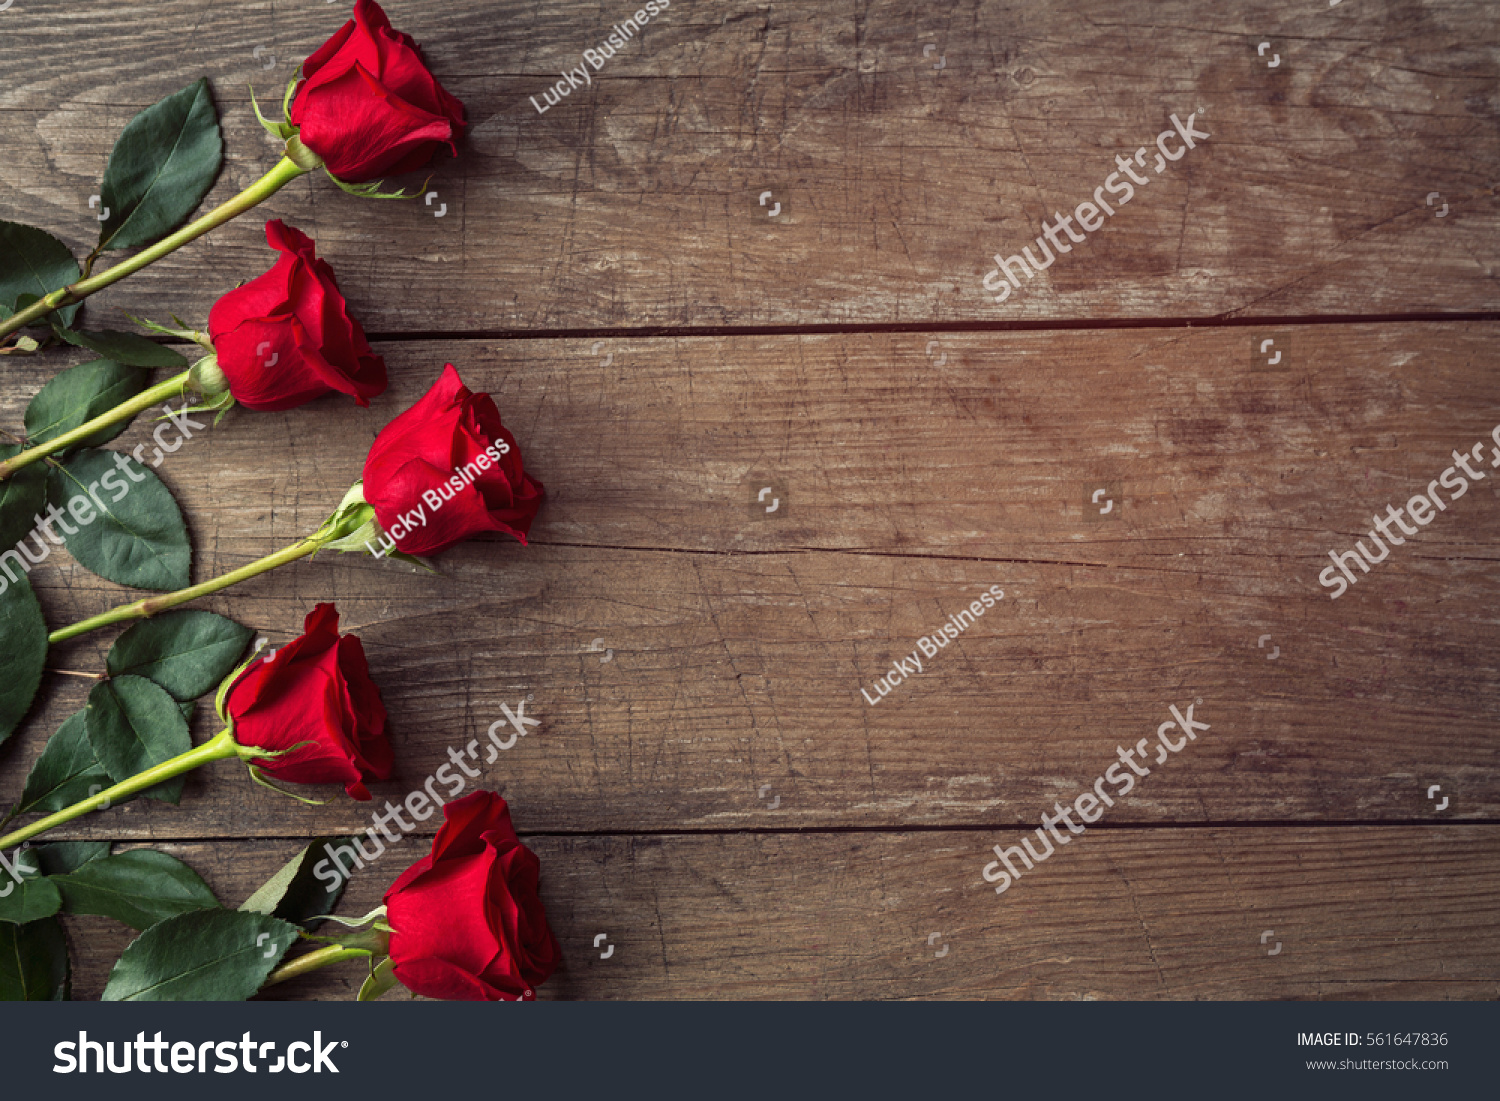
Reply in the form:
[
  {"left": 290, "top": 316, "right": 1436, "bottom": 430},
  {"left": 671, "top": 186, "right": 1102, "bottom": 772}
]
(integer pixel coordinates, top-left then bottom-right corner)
[
  {"left": 0, "top": 0, "right": 1496, "bottom": 331},
  {"left": 57, "top": 828, "right": 1500, "bottom": 1000},
  {"left": 2, "top": 1, "right": 1497, "bottom": 1002},
  {"left": 3, "top": 326, "right": 1497, "bottom": 832}
]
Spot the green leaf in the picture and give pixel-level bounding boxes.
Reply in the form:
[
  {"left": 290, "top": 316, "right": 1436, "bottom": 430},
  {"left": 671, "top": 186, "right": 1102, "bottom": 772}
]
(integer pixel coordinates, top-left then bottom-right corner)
[
  {"left": 55, "top": 849, "right": 218, "bottom": 931},
  {"left": 15, "top": 711, "right": 114, "bottom": 817},
  {"left": 23, "top": 359, "right": 149, "bottom": 452},
  {"left": 98, "top": 78, "right": 224, "bottom": 253},
  {"left": 31, "top": 841, "right": 110, "bottom": 877},
  {"left": 0, "top": 443, "right": 48, "bottom": 552},
  {"left": 0, "top": 917, "right": 70, "bottom": 1000},
  {"left": 47, "top": 448, "right": 190, "bottom": 591},
  {"left": 55, "top": 329, "right": 187, "bottom": 368},
  {"left": 102, "top": 909, "right": 295, "bottom": 1001},
  {"left": 84, "top": 676, "right": 191, "bottom": 805},
  {"left": 0, "top": 848, "right": 63, "bottom": 925},
  {"left": 0, "top": 569, "right": 47, "bottom": 747},
  {"left": 0, "top": 220, "right": 80, "bottom": 328},
  {"left": 239, "top": 836, "right": 355, "bottom": 930},
  {"left": 106, "top": 610, "right": 252, "bottom": 702}
]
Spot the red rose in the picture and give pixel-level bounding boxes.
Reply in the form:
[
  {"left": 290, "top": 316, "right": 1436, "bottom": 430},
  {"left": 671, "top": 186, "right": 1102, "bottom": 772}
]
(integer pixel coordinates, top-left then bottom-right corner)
[
  {"left": 207, "top": 220, "right": 387, "bottom": 411},
  {"left": 224, "top": 603, "right": 393, "bottom": 800},
  {"left": 362, "top": 364, "right": 544, "bottom": 556},
  {"left": 383, "top": 791, "right": 561, "bottom": 1001},
  {"left": 290, "top": 0, "right": 466, "bottom": 182}
]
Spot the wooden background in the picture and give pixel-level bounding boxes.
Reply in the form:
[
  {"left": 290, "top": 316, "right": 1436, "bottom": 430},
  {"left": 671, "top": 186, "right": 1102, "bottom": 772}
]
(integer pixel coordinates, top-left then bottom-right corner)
[{"left": 2, "top": 0, "right": 1498, "bottom": 999}]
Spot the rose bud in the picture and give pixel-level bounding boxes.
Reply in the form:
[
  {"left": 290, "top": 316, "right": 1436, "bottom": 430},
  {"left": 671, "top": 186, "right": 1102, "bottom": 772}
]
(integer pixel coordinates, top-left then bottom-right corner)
[
  {"left": 1, "top": 219, "right": 385, "bottom": 481},
  {"left": 290, "top": 0, "right": 466, "bottom": 183},
  {"left": 206, "top": 219, "right": 387, "bottom": 411},
  {"left": 44, "top": 366, "right": 543, "bottom": 642},
  {"left": 0, "top": 1, "right": 466, "bottom": 343},
  {"left": 0, "top": 602, "right": 400, "bottom": 853},
  {"left": 361, "top": 364, "right": 544, "bottom": 557},
  {"left": 383, "top": 791, "right": 561, "bottom": 1001},
  {"left": 221, "top": 603, "right": 394, "bottom": 800}
]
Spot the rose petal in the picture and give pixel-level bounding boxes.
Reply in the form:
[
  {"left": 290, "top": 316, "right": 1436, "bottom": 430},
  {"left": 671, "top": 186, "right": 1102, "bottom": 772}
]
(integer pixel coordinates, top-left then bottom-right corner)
[
  {"left": 212, "top": 321, "right": 331, "bottom": 411},
  {"left": 430, "top": 791, "right": 516, "bottom": 863},
  {"left": 390, "top": 957, "right": 516, "bottom": 1001},
  {"left": 210, "top": 221, "right": 383, "bottom": 410},
  {"left": 225, "top": 604, "right": 391, "bottom": 800},
  {"left": 291, "top": 0, "right": 464, "bottom": 183},
  {"left": 387, "top": 851, "right": 504, "bottom": 975},
  {"left": 297, "top": 62, "right": 457, "bottom": 181}
]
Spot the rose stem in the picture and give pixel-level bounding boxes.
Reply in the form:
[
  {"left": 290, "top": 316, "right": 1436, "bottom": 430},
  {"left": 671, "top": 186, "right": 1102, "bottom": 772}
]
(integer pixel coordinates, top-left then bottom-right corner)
[
  {"left": 262, "top": 945, "right": 374, "bottom": 988},
  {"left": 0, "top": 728, "right": 249, "bottom": 852},
  {"left": 47, "top": 536, "right": 324, "bottom": 644},
  {"left": 0, "top": 369, "right": 192, "bottom": 480},
  {"left": 0, "top": 156, "right": 312, "bottom": 343}
]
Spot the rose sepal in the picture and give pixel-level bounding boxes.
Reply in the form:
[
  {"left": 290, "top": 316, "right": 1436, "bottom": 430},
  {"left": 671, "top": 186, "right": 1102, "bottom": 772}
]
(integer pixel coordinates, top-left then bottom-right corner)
[
  {"left": 186, "top": 352, "right": 229, "bottom": 396},
  {"left": 209, "top": 652, "right": 333, "bottom": 802},
  {"left": 167, "top": 353, "right": 238, "bottom": 423},
  {"left": 243, "top": 739, "right": 327, "bottom": 804},
  {"left": 284, "top": 133, "right": 324, "bottom": 173},
  {"left": 304, "top": 904, "right": 388, "bottom": 931},
  {"left": 174, "top": 388, "right": 236, "bottom": 424},
  {"left": 358, "top": 957, "right": 399, "bottom": 1002},
  {"left": 249, "top": 78, "right": 300, "bottom": 141},
  {"left": 361, "top": 521, "right": 438, "bottom": 572},
  {"left": 213, "top": 646, "right": 266, "bottom": 723},
  {"left": 324, "top": 170, "right": 431, "bottom": 201},
  {"left": 126, "top": 313, "right": 216, "bottom": 354},
  {"left": 129, "top": 315, "right": 232, "bottom": 418},
  {"left": 314, "top": 482, "right": 434, "bottom": 570},
  {"left": 362, "top": 527, "right": 436, "bottom": 572},
  {"left": 306, "top": 925, "right": 391, "bottom": 956},
  {"left": 311, "top": 482, "right": 381, "bottom": 552}
]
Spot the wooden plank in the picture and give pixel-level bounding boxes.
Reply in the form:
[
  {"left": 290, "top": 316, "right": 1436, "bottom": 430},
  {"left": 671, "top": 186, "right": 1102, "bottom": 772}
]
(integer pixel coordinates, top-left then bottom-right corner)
[
  {"left": 2, "top": 0, "right": 1493, "bottom": 1012},
  {"left": 1, "top": 1, "right": 1497, "bottom": 330},
  {"left": 6, "top": 324, "right": 1498, "bottom": 561},
  {"left": 3, "top": 325, "right": 1497, "bottom": 830},
  {"left": 57, "top": 827, "right": 1500, "bottom": 1000}
]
